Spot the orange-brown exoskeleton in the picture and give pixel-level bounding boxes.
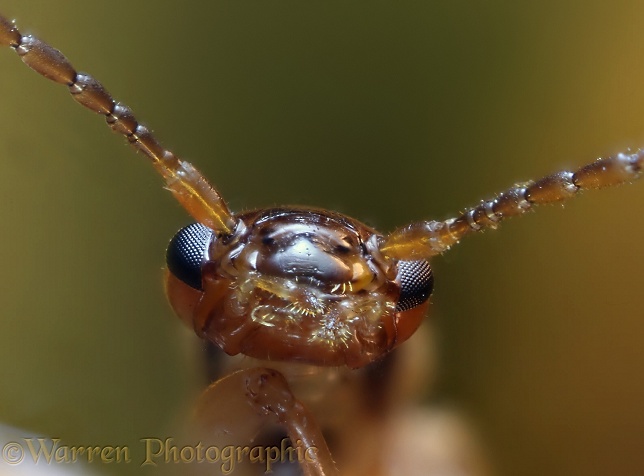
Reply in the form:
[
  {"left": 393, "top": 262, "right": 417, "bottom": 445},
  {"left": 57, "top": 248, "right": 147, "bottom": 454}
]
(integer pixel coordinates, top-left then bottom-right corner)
[{"left": 1, "top": 12, "right": 642, "bottom": 476}]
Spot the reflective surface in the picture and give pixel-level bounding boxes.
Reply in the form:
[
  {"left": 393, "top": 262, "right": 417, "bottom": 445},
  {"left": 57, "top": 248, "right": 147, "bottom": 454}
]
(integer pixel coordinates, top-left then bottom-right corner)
[{"left": 166, "top": 207, "right": 431, "bottom": 368}]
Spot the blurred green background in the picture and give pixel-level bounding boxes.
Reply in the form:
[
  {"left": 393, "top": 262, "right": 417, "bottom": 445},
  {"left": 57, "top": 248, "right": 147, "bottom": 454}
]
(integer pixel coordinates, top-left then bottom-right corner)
[{"left": 1, "top": 1, "right": 643, "bottom": 475}]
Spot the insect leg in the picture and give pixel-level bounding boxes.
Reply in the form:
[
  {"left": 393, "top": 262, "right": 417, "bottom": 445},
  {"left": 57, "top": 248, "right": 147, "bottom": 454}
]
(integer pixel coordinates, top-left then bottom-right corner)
[{"left": 194, "top": 367, "right": 339, "bottom": 476}]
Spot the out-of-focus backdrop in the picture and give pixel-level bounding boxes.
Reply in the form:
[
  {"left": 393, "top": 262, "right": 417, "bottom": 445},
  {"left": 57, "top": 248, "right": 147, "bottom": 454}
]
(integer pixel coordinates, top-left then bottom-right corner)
[{"left": 0, "top": 2, "right": 643, "bottom": 475}]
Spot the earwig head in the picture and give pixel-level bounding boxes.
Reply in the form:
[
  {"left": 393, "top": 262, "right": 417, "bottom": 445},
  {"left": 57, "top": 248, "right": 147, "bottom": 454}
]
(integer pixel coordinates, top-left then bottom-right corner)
[
  {"left": 166, "top": 220, "right": 434, "bottom": 311},
  {"left": 164, "top": 210, "right": 434, "bottom": 368}
]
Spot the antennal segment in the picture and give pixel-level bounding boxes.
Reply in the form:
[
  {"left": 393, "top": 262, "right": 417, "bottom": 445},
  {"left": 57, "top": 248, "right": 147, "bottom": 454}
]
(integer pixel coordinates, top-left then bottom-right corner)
[
  {"left": 381, "top": 152, "right": 643, "bottom": 260},
  {"left": 0, "top": 15, "right": 238, "bottom": 235}
]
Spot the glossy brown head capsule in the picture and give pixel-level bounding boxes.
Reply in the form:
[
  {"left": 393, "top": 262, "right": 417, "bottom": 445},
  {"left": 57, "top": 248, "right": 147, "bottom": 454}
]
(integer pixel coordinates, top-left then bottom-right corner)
[{"left": 166, "top": 208, "right": 433, "bottom": 369}]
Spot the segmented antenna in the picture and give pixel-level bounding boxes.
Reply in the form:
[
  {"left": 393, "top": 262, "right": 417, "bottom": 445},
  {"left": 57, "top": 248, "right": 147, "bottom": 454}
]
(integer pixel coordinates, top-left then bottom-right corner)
[
  {"left": 382, "top": 152, "right": 643, "bottom": 260},
  {"left": 0, "top": 15, "right": 238, "bottom": 235}
]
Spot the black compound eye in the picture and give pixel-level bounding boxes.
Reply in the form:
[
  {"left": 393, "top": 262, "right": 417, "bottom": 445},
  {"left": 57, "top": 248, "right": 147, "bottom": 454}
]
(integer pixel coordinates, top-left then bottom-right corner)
[
  {"left": 166, "top": 222, "right": 213, "bottom": 291},
  {"left": 396, "top": 260, "right": 434, "bottom": 312}
]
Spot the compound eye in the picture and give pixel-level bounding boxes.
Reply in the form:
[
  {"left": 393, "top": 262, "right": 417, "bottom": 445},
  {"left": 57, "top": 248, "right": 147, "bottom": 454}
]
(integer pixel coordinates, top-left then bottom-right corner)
[
  {"left": 166, "top": 222, "right": 213, "bottom": 291},
  {"left": 396, "top": 260, "right": 434, "bottom": 312}
]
